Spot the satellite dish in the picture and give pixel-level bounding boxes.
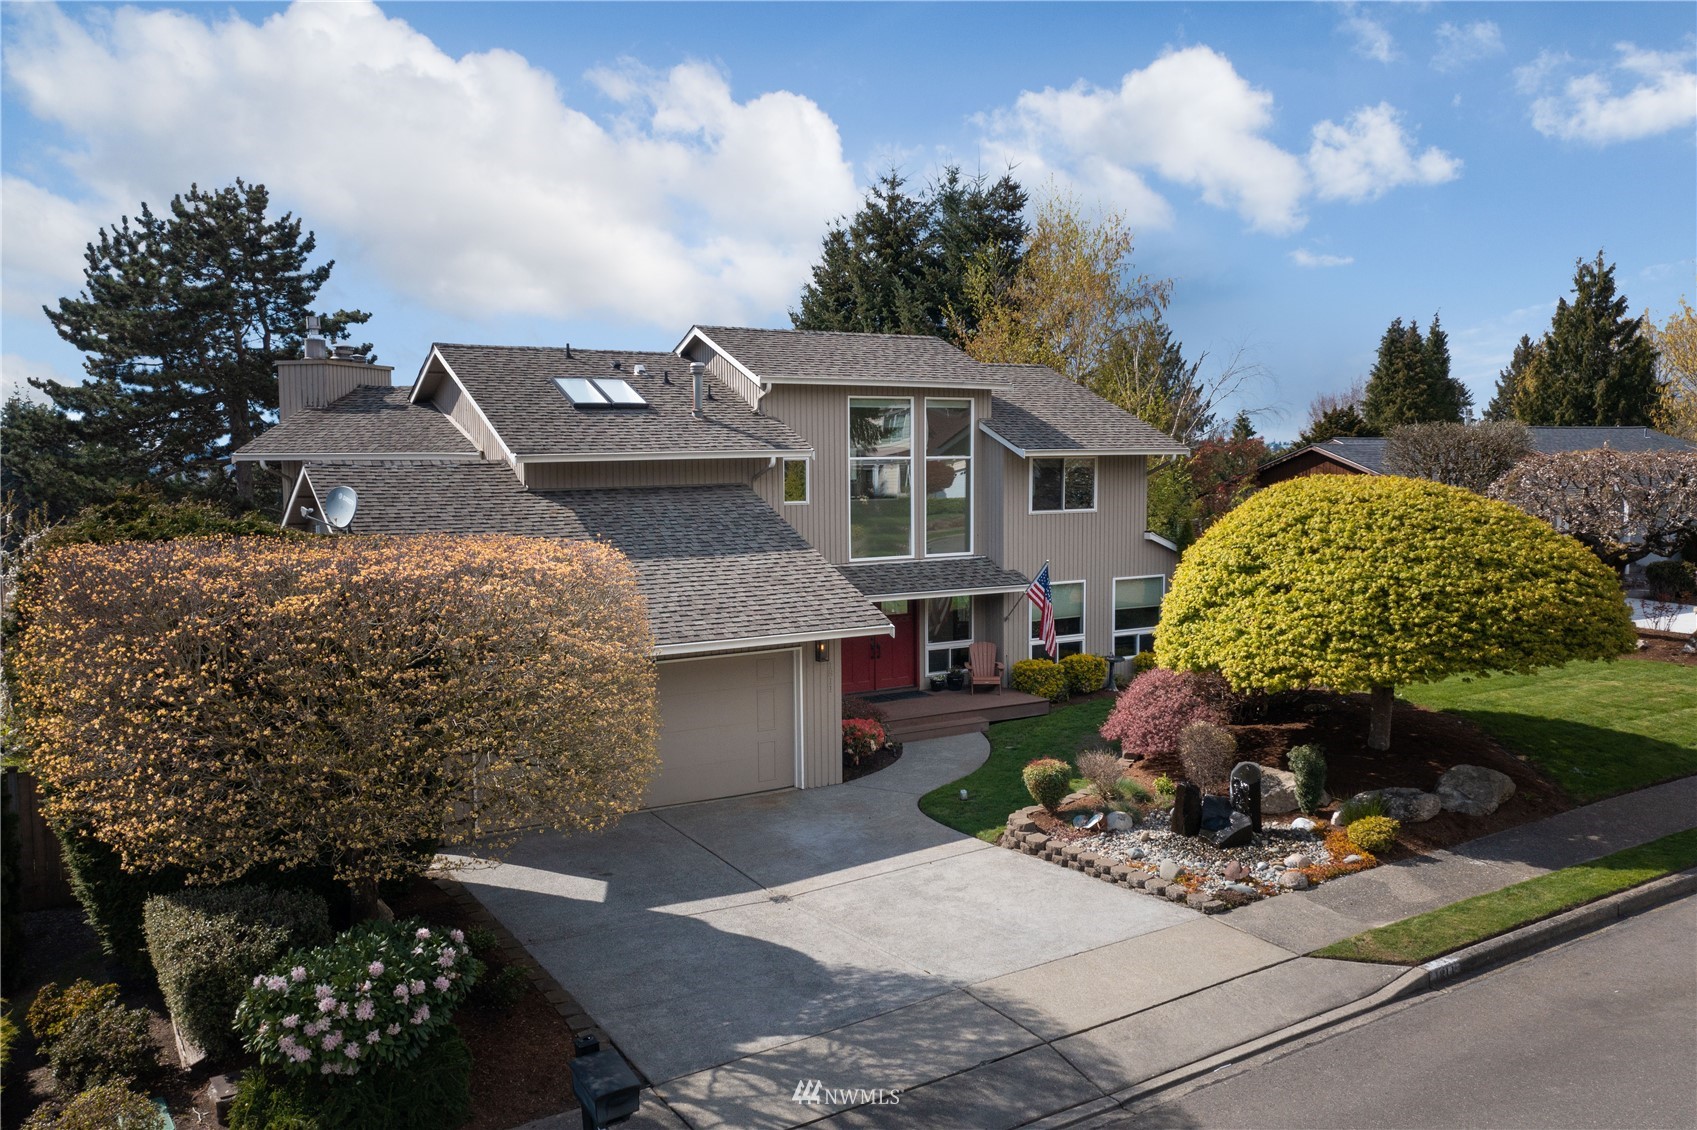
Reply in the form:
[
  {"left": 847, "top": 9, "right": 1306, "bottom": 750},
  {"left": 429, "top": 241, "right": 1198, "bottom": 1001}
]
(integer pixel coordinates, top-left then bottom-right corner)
[{"left": 322, "top": 486, "right": 358, "bottom": 531}]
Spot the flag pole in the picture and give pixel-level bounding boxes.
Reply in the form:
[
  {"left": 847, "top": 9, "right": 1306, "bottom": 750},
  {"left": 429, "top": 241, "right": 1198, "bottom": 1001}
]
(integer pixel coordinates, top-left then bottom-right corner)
[{"left": 1003, "top": 560, "right": 1050, "bottom": 621}]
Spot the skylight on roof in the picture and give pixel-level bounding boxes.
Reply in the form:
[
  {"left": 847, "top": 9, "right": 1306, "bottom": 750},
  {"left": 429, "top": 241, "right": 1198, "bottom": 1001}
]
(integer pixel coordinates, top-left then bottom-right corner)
[{"left": 555, "top": 377, "right": 648, "bottom": 409}]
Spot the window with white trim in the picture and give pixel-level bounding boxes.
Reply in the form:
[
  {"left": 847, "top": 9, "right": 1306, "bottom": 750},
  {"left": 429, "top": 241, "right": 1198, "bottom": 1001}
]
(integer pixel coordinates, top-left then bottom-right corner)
[
  {"left": 926, "top": 596, "right": 973, "bottom": 674},
  {"left": 782, "top": 458, "right": 808, "bottom": 504},
  {"left": 924, "top": 399, "right": 972, "bottom": 554},
  {"left": 1031, "top": 457, "right": 1095, "bottom": 512},
  {"left": 848, "top": 398, "right": 913, "bottom": 559},
  {"left": 1113, "top": 576, "right": 1164, "bottom": 655},
  {"left": 1031, "top": 581, "right": 1085, "bottom": 659}
]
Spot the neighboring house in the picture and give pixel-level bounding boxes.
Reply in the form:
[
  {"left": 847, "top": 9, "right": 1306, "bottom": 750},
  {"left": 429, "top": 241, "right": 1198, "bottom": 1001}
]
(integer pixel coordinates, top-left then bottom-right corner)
[
  {"left": 234, "top": 326, "right": 1186, "bottom": 807},
  {"left": 1256, "top": 426, "right": 1696, "bottom": 487}
]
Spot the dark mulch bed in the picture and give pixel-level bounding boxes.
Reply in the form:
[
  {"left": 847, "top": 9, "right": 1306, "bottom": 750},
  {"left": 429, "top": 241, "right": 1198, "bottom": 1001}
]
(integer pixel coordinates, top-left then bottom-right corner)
[
  {"left": 843, "top": 742, "right": 904, "bottom": 783},
  {"left": 1113, "top": 689, "right": 1573, "bottom": 858},
  {"left": 1633, "top": 632, "right": 1697, "bottom": 667}
]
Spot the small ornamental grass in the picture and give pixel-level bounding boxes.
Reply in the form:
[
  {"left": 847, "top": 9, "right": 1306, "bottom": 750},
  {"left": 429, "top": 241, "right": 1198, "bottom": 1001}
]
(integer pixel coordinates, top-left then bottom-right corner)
[{"left": 237, "top": 919, "right": 482, "bottom": 1080}]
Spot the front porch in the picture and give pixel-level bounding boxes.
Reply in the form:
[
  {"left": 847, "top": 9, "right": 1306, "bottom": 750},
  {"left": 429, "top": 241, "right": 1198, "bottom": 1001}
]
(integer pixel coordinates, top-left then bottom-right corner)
[{"left": 859, "top": 686, "right": 1050, "bottom": 744}]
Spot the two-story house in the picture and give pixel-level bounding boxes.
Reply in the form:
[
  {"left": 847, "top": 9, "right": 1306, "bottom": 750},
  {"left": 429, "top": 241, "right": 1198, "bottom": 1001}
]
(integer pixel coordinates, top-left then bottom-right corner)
[{"left": 234, "top": 326, "right": 1186, "bottom": 808}]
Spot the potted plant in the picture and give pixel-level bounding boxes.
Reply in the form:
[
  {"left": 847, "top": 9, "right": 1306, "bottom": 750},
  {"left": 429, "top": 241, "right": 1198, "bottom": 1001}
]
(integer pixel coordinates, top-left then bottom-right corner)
[
  {"left": 945, "top": 666, "right": 967, "bottom": 691},
  {"left": 927, "top": 674, "right": 946, "bottom": 691}
]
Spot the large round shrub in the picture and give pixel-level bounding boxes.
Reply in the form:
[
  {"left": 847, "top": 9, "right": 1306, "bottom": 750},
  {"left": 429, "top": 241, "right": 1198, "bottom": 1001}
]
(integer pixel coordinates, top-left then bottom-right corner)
[
  {"left": 1059, "top": 653, "right": 1109, "bottom": 696},
  {"left": 1010, "top": 659, "right": 1069, "bottom": 702},
  {"left": 1099, "top": 669, "right": 1233, "bottom": 766},
  {"left": 1157, "top": 476, "right": 1636, "bottom": 749}
]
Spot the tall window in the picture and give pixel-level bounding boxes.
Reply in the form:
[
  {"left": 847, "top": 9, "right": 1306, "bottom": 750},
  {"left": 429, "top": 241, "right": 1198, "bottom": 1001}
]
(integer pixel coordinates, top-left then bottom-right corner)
[
  {"left": 926, "top": 596, "right": 973, "bottom": 674},
  {"left": 925, "top": 399, "right": 972, "bottom": 554},
  {"left": 1113, "top": 576, "right": 1164, "bottom": 655},
  {"left": 1031, "top": 581, "right": 1085, "bottom": 659},
  {"left": 1031, "top": 457, "right": 1096, "bottom": 512},
  {"left": 849, "top": 398, "right": 912, "bottom": 559},
  {"left": 783, "top": 458, "right": 808, "bottom": 504}
]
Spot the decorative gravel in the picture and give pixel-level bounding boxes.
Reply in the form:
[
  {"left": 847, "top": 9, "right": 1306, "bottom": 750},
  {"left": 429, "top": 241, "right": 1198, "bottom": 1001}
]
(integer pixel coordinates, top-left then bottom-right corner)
[{"left": 1070, "top": 808, "right": 1343, "bottom": 900}]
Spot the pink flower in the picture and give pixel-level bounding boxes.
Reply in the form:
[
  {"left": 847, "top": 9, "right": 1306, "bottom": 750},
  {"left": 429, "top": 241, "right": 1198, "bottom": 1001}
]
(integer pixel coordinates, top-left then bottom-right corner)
[
  {"left": 322, "top": 1031, "right": 343, "bottom": 1051},
  {"left": 366, "top": 1029, "right": 382, "bottom": 1044},
  {"left": 411, "top": 1004, "right": 430, "bottom": 1025},
  {"left": 266, "top": 975, "right": 288, "bottom": 992},
  {"left": 290, "top": 967, "right": 307, "bottom": 982},
  {"left": 282, "top": 1015, "right": 300, "bottom": 1029},
  {"left": 449, "top": 929, "right": 464, "bottom": 944},
  {"left": 291, "top": 1046, "right": 311, "bottom": 1063},
  {"left": 337, "top": 1003, "right": 348, "bottom": 1019},
  {"left": 304, "top": 1020, "right": 326, "bottom": 1037},
  {"left": 386, "top": 1022, "right": 401, "bottom": 1036},
  {"left": 344, "top": 1043, "right": 361, "bottom": 1059},
  {"left": 393, "top": 983, "right": 410, "bottom": 1000},
  {"left": 252, "top": 974, "right": 266, "bottom": 988},
  {"left": 415, "top": 927, "right": 432, "bottom": 940},
  {"left": 433, "top": 976, "right": 450, "bottom": 992},
  {"left": 355, "top": 1000, "right": 376, "bottom": 1021},
  {"left": 318, "top": 997, "right": 338, "bottom": 1014},
  {"left": 368, "top": 961, "right": 385, "bottom": 977},
  {"left": 410, "top": 980, "right": 426, "bottom": 996},
  {"left": 315, "top": 984, "right": 334, "bottom": 999},
  {"left": 437, "top": 950, "right": 456, "bottom": 968}
]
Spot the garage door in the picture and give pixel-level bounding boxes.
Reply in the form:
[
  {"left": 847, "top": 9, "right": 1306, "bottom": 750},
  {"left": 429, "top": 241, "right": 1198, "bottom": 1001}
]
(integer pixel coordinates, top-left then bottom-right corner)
[{"left": 647, "top": 651, "right": 798, "bottom": 807}]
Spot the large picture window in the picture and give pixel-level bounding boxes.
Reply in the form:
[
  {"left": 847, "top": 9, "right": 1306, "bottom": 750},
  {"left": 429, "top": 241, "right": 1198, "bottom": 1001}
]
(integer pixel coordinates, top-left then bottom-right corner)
[
  {"left": 925, "top": 399, "right": 972, "bottom": 555},
  {"left": 926, "top": 596, "right": 973, "bottom": 674},
  {"left": 1113, "top": 576, "right": 1164, "bottom": 655},
  {"left": 849, "top": 398, "right": 913, "bottom": 559},
  {"left": 1031, "top": 581, "right": 1085, "bottom": 659},
  {"left": 1031, "top": 457, "right": 1096, "bottom": 512}
]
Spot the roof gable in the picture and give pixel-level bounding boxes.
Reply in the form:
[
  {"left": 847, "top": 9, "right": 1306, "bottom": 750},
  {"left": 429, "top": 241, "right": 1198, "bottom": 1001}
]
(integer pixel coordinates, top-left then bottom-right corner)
[
  {"left": 234, "top": 385, "right": 479, "bottom": 461},
  {"left": 981, "top": 364, "right": 1188, "bottom": 456},
  {"left": 684, "top": 325, "right": 1009, "bottom": 388}
]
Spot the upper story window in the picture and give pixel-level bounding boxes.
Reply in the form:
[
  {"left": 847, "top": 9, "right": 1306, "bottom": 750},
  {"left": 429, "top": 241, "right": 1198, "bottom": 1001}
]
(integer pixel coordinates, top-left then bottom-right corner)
[
  {"left": 1031, "top": 457, "right": 1096, "bottom": 512},
  {"left": 783, "top": 458, "right": 809, "bottom": 504},
  {"left": 925, "top": 399, "right": 972, "bottom": 555},
  {"left": 849, "top": 398, "right": 913, "bottom": 560}
]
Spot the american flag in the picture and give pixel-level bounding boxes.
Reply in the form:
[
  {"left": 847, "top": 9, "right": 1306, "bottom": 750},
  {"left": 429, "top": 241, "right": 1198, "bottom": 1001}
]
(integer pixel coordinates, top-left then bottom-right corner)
[{"left": 1026, "top": 563, "right": 1056, "bottom": 660}]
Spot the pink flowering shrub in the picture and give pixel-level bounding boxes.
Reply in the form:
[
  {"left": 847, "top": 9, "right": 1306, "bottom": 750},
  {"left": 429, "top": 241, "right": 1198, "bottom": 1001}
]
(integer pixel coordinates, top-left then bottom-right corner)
[
  {"left": 236, "top": 919, "right": 482, "bottom": 1079},
  {"left": 842, "top": 718, "right": 887, "bottom": 766},
  {"left": 1099, "top": 669, "right": 1234, "bottom": 769}
]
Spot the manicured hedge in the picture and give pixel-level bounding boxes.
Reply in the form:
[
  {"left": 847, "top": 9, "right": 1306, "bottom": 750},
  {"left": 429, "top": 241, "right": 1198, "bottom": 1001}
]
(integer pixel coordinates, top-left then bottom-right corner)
[
  {"left": 1059, "top": 653, "right": 1109, "bottom": 696},
  {"left": 143, "top": 885, "right": 331, "bottom": 1060},
  {"left": 1010, "top": 658, "right": 1068, "bottom": 702}
]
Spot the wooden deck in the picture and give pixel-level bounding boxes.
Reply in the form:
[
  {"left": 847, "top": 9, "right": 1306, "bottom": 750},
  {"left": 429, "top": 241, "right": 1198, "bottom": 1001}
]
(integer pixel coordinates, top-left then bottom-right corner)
[{"left": 871, "top": 687, "right": 1050, "bottom": 744}]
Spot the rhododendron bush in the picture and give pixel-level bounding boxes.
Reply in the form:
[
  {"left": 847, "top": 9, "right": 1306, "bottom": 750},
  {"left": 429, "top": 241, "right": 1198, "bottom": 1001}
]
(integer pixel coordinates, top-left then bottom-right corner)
[
  {"left": 11, "top": 534, "right": 661, "bottom": 890},
  {"left": 236, "top": 920, "right": 481, "bottom": 1077}
]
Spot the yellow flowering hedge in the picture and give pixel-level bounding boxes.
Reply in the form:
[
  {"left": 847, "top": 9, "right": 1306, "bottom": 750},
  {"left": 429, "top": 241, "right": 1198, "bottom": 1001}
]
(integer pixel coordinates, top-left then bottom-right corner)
[
  {"left": 1156, "top": 475, "right": 1636, "bottom": 695},
  {"left": 12, "top": 534, "right": 660, "bottom": 889}
]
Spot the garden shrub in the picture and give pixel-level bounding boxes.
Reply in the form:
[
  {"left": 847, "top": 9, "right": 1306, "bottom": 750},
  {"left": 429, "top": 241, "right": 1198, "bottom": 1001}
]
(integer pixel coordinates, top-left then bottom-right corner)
[
  {"left": 1075, "top": 751, "right": 1122, "bottom": 803},
  {"left": 1099, "top": 669, "right": 1233, "bottom": 765},
  {"left": 54, "top": 825, "right": 186, "bottom": 976},
  {"left": 2, "top": 777, "right": 22, "bottom": 995},
  {"left": 1021, "top": 759, "right": 1071, "bottom": 813},
  {"left": 45, "top": 999, "right": 158, "bottom": 1092},
  {"left": 2, "top": 1003, "right": 18, "bottom": 1072},
  {"left": 236, "top": 919, "right": 481, "bottom": 1082},
  {"left": 841, "top": 718, "right": 886, "bottom": 766},
  {"left": 1153, "top": 774, "right": 1176, "bottom": 800},
  {"left": 143, "top": 884, "right": 331, "bottom": 1060},
  {"left": 1287, "top": 744, "right": 1327, "bottom": 813},
  {"left": 1060, "top": 653, "right": 1109, "bottom": 696},
  {"left": 21, "top": 1081, "right": 167, "bottom": 1130},
  {"left": 1132, "top": 652, "right": 1158, "bottom": 675},
  {"left": 1118, "top": 778, "right": 1152, "bottom": 805},
  {"left": 1347, "top": 815, "right": 1400, "bottom": 855},
  {"left": 229, "top": 1025, "right": 472, "bottom": 1130},
  {"left": 463, "top": 927, "right": 529, "bottom": 1012},
  {"left": 1010, "top": 659, "right": 1069, "bottom": 702},
  {"left": 1337, "top": 793, "right": 1387, "bottom": 825},
  {"left": 1645, "top": 559, "right": 1696, "bottom": 602},
  {"left": 1178, "top": 721, "right": 1237, "bottom": 792},
  {"left": 841, "top": 696, "right": 890, "bottom": 725},
  {"left": 25, "top": 980, "right": 118, "bottom": 1042}
]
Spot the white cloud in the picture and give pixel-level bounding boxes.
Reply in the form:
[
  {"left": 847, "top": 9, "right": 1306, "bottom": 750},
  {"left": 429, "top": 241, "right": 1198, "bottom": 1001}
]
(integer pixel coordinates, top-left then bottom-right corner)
[
  {"left": 0, "top": 2, "right": 860, "bottom": 331},
  {"left": 1432, "top": 21, "right": 1504, "bottom": 72},
  {"left": 1289, "top": 249, "right": 1354, "bottom": 268},
  {"left": 1, "top": 353, "right": 72, "bottom": 403},
  {"left": 1340, "top": 6, "right": 1397, "bottom": 64},
  {"left": 1307, "top": 103, "right": 1462, "bottom": 202},
  {"left": 0, "top": 175, "right": 109, "bottom": 317},
  {"left": 1520, "top": 42, "right": 1697, "bottom": 145}
]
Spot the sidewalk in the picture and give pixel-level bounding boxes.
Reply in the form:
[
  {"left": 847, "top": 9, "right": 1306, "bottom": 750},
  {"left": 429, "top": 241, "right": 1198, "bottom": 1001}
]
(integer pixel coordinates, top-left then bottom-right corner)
[{"left": 628, "top": 775, "right": 1696, "bottom": 1129}]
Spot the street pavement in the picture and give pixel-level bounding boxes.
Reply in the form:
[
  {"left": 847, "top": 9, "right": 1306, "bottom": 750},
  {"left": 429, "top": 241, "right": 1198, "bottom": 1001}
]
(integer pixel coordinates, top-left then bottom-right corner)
[{"left": 1089, "top": 894, "right": 1697, "bottom": 1130}]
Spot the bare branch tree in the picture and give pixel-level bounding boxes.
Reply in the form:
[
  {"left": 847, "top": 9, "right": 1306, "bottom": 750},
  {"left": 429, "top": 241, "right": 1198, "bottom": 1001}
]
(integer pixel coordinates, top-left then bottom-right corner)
[
  {"left": 1385, "top": 421, "right": 1533, "bottom": 493},
  {"left": 1489, "top": 449, "right": 1697, "bottom": 570}
]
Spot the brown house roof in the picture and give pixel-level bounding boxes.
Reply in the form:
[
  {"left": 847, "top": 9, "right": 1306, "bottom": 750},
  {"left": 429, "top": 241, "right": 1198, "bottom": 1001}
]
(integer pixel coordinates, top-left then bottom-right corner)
[
  {"left": 980, "top": 364, "right": 1189, "bottom": 457},
  {"left": 235, "top": 386, "right": 478, "bottom": 461},
  {"left": 296, "top": 462, "right": 890, "bottom": 653},
  {"left": 426, "top": 344, "right": 811, "bottom": 459},
  {"left": 686, "top": 325, "right": 1009, "bottom": 387}
]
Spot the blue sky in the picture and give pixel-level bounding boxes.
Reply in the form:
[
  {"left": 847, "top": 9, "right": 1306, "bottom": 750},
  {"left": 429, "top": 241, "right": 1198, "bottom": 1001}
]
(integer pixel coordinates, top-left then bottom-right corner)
[{"left": 3, "top": 2, "right": 1693, "bottom": 440}]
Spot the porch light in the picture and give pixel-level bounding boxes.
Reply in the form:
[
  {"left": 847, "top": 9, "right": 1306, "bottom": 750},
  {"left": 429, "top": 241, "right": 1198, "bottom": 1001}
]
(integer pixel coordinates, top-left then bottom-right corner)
[{"left": 814, "top": 640, "right": 829, "bottom": 663}]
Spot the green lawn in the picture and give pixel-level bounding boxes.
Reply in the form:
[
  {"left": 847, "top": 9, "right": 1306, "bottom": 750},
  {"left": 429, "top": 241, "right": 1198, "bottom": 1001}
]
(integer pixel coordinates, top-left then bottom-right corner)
[
  {"left": 1314, "top": 828, "right": 1697, "bottom": 965},
  {"left": 1401, "top": 659, "right": 1697, "bottom": 802},
  {"left": 918, "top": 696, "right": 1114, "bottom": 842}
]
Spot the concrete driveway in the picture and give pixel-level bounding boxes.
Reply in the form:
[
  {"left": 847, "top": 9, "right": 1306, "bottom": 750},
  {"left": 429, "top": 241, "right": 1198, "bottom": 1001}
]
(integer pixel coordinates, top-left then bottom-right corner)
[{"left": 450, "top": 734, "right": 1193, "bottom": 1088}]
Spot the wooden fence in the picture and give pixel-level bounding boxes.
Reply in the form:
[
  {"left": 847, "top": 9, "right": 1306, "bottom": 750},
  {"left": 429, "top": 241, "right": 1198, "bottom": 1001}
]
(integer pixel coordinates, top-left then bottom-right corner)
[{"left": 4, "top": 769, "right": 77, "bottom": 909}]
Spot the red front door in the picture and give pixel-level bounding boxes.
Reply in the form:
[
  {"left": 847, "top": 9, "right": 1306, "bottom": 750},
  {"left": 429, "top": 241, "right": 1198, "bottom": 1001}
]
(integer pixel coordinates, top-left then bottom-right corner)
[{"left": 842, "top": 605, "right": 918, "bottom": 694}]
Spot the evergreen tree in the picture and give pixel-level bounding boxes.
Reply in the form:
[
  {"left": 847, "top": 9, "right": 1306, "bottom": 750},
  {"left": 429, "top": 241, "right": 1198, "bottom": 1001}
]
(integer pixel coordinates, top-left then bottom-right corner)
[
  {"left": 39, "top": 180, "right": 369, "bottom": 506},
  {"left": 1299, "top": 403, "right": 1376, "bottom": 444},
  {"left": 1487, "top": 334, "right": 1539, "bottom": 421},
  {"left": 1229, "top": 410, "right": 1256, "bottom": 442},
  {"left": 1513, "top": 252, "right": 1659, "bottom": 426},
  {"left": 1363, "top": 314, "right": 1468, "bottom": 431}
]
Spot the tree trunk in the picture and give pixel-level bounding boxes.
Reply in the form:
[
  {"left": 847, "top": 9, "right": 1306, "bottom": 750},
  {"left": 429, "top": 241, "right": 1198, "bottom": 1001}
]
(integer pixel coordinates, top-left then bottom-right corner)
[{"left": 1367, "top": 685, "right": 1395, "bottom": 752}]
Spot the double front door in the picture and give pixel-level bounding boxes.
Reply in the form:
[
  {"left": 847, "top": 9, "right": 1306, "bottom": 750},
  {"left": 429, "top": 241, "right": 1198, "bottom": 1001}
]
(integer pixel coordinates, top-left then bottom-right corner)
[{"left": 841, "top": 603, "right": 916, "bottom": 694}]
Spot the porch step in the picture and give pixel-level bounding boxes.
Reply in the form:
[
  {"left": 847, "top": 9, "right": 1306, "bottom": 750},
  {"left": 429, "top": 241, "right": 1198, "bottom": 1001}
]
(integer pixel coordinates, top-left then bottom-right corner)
[{"left": 887, "top": 714, "right": 990, "bottom": 744}]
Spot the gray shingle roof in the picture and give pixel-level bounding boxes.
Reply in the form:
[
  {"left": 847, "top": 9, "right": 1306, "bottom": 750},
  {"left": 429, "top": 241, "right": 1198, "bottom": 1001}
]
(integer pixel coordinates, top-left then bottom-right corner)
[
  {"left": 297, "top": 462, "right": 889, "bottom": 652},
  {"left": 430, "top": 344, "right": 811, "bottom": 458},
  {"left": 1527, "top": 427, "right": 1695, "bottom": 454},
  {"left": 235, "top": 386, "right": 477, "bottom": 460},
  {"left": 690, "top": 326, "right": 1009, "bottom": 387},
  {"left": 837, "top": 557, "right": 1032, "bottom": 600},
  {"left": 981, "top": 364, "right": 1189, "bottom": 456},
  {"left": 1314, "top": 437, "right": 1390, "bottom": 473}
]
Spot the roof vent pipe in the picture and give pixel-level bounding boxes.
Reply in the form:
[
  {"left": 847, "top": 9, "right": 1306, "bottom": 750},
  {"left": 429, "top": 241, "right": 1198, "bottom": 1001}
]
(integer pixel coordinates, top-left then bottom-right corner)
[
  {"left": 304, "top": 314, "right": 328, "bottom": 360},
  {"left": 690, "top": 361, "right": 706, "bottom": 419}
]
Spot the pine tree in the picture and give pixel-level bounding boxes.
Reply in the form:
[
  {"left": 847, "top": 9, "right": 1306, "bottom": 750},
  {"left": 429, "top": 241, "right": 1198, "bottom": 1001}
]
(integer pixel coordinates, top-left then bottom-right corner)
[
  {"left": 39, "top": 180, "right": 369, "bottom": 506},
  {"left": 1300, "top": 403, "right": 1376, "bottom": 444},
  {"left": 1363, "top": 314, "right": 1467, "bottom": 431},
  {"left": 1487, "top": 334, "right": 1539, "bottom": 421},
  {"left": 1513, "top": 252, "right": 1659, "bottom": 426}
]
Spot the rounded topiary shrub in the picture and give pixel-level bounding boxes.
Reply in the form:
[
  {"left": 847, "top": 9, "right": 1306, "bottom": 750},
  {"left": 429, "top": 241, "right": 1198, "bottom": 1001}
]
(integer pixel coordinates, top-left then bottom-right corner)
[
  {"left": 1010, "top": 659, "right": 1068, "bottom": 703},
  {"left": 1099, "top": 669, "right": 1233, "bottom": 767},
  {"left": 1347, "top": 815, "right": 1400, "bottom": 855},
  {"left": 1287, "top": 744, "right": 1327, "bottom": 814},
  {"left": 1021, "top": 758, "right": 1071, "bottom": 813},
  {"left": 21, "top": 1080, "right": 167, "bottom": 1130},
  {"left": 1059, "top": 653, "right": 1108, "bottom": 696},
  {"left": 45, "top": 998, "right": 159, "bottom": 1093}
]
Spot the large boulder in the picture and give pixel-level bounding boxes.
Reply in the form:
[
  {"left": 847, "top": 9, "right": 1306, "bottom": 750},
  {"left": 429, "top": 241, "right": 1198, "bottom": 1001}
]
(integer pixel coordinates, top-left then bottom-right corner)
[
  {"left": 1260, "top": 767, "right": 1330, "bottom": 815},
  {"left": 1436, "top": 765, "right": 1516, "bottom": 817},
  {"left": 1348, "top": 787, "right": 1442, "bottom": 824}
]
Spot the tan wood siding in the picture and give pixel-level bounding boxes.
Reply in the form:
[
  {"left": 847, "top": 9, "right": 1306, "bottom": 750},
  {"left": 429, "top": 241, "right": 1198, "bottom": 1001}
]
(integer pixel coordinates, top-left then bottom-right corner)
[
  {"left": 276, "top": 359, "right": 394, "bottom": 419},
  {"left": 429, "top": 375, "right": 504, "bottom": 459},
  {"left": 696, "top": 347, "right": 763, "bottom": 411},
  {"left": 518, "top": 458, "right": 768, "bottom": 491}
]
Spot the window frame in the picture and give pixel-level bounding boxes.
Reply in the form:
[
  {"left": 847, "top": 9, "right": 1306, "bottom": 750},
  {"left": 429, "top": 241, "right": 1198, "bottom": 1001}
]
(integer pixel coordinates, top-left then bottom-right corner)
[
  {"left": 1111, "top": 573, "right": 1166, "bottom": 656},
  {"left": 1029, "top": 579, "right": 1087, "bottom": 661},
  {"left": 782, "top": 457, "right": 810, "bottom": 505},
  {"left": 923, "top": 397, "right": 974, "bottom": 557},
  {"left": 1029, "top": 456, "right": 1098, "bottom": 514},
  {"left": 847, "top": 396, "right": 916, "bottom": 562},
  {"left": 924, "top": 594, "right": 975, "bottom": 675}
]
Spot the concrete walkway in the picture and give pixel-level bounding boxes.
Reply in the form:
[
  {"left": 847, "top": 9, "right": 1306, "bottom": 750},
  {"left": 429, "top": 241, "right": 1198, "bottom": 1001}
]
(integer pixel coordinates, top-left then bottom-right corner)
[{"left": 472, "top": 754, "right": 1697, "bottom": 1130}]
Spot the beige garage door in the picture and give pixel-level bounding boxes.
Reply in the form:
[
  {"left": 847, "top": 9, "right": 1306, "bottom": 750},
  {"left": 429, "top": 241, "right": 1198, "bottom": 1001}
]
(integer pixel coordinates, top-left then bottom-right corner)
[{"left": 647, "top": 651, "right": 798, "bottom": 807}]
